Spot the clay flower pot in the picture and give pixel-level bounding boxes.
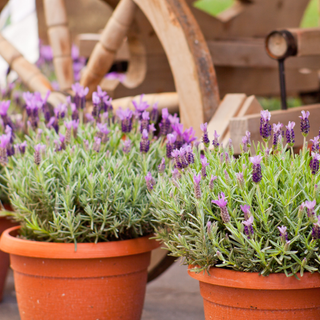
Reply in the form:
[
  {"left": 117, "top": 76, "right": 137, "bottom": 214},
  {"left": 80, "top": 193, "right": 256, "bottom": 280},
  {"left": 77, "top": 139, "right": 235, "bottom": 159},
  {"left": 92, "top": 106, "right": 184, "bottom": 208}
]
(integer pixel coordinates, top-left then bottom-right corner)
[
  {"left": 0, "top": 204, "right": 16, "bottom": 302},
  {"left": 188, "top": 266, "right": 320, "bottom": 319},
  {"left": 0, "top": 226, "right": 159, "bottom": 320}
]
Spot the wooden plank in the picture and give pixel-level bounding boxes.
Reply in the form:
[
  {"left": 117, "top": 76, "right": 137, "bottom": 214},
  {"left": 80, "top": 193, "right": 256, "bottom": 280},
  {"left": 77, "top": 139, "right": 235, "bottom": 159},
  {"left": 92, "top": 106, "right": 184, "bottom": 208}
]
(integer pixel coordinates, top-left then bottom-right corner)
[
  {"left": 229, "top": 104, "right": 320, "bottom": 151},
  {"left": 288, "top": 28, "right": 320, "bottom": 57},
  {"left": 207, "top": 94, "right": 247, "bottom": 143}
]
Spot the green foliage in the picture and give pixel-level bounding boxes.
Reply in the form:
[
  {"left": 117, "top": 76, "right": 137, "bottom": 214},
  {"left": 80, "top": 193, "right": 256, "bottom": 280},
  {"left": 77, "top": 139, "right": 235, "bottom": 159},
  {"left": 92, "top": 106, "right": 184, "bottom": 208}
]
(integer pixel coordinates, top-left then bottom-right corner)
[
  {"left": 4, "top": 121, "right": 165, "bottom": 243},
  {"left": 151, "top": 140, "right": 320, "bottom": 276}
]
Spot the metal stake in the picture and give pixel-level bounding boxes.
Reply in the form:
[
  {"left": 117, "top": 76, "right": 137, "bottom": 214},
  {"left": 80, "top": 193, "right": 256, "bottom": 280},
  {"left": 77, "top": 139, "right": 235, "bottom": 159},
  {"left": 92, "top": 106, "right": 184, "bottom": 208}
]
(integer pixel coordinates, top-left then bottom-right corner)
[{"left": 278, "top": 59, "right": 287, "bottom": 110}]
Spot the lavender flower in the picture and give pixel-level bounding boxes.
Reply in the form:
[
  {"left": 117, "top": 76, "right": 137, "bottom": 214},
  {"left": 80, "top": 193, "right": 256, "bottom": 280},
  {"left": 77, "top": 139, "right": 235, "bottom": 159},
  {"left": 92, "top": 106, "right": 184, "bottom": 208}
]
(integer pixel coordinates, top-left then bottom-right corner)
[
  {"left": 209, "top": 175, "right": 217, "bottom": 190},
  {"left": 54, "top": 103, "right": 67, "bottom": 119},
  {"left": 242, "top": 131, "right": 251, "bottom": 152},
  {"left": 72, "top": 83, "right": 89, "bottom": 109},
  {"left": 160, "top": 108, "right": 171, "bottom": 136},
  {"left": 212, "top": 130, "right": 220, "bottom": 150},
  {"left": 224, "top": 169, "right": 230, "bottom": 183},
  {"left": 83, "top": 139, "right": 89, "bottom": 150},
  {"left": 145, "top": 172, "right": 155, "bottom": 191},
  {"left": 285, "top": 121, "right": 295, "bottom": 146},
  {"left": 193, "top": 174, "right": 202, "bottom": 199},
  {"left": 93, "top": 137, "right": 101, "bottom": 152},
  {"left": 260, "top": 110, "right": 272, "bottom": 142},
  {"left": 47, "top": 117, "right": 59, "bottom": 133},
  {"left": 299, "top": 111, "right": 310, "bottom": 137},
  {"left": 240, "top": 204, "right": 251, "bottom": 220},
  {"left": 278, "top": 225, "right": 288, "bottom": 243},
  {"left": 310, "top": 152, "right": 320, "bottom": 175},
  {"left": 0, "top": 134, "right": 10, "bottom": 165},
  {"left": 273, "top": 122, "right": 283, "bottom": 148},
  {"left": 311, "top": 136, "right": 320, "bottom": 153},
  {"left": 150, "top": 102, "right": 159, "bottom": 123},
  {"left": 303, "top": 200, "right": 316, "bottom": 219},
  {"left": 172, "top": 123, "right": 184, "bottom": 150},
  {"left": 200, "top": 123, "right": 210, "bottom": 147},
  {"left": 250, "top": 155, "right": 263, "bottom": 183},
  {"left": 172, "top": 168, "right": 181, "bottom": 180},
  {"left": 92, "top": 92, "right": 101, "bottom": 118},
  {"left": 117, "top": 108, "right": 133, "bottom": 133},
  {"left": 185, "top": 145, "right": 194, "bottom": 164},
  {"left": 158, "top": 158, "right": 166, "bottom": 174},
  {"left": 201, "top": 156, "right": 209, "bottom": 177},
  {"left": 122, "top": 139, "right": 131, "bottom": 153},
  {"left": 166, "top": 133, "right": 176, "bottom": 158},
  {"left": 132, "top": 94, "right": 149, "bottom": 119},
  {"left": 140, "top": 129, "right": 150, "bottom": 153},
  {"left": 140, "top": 111, "right": 150, "bottom": 133},
  {"left": 228, "top": 139, "right": 233, "bottom": 154},
  {"left": 70, "top": 103, "right": 79, "bottom": 121},
  {"left": 236, "top": 172, "right": 244, "bottom": 187},
  {"left": 212, "top": 192, "right": 230, "bottom": 223},
  {"left": 183, "top": 127, "right": 197, "bottom": 144},
  {"left": 242, "top": 216, "right": 254, "bottom": 239},
  {"left": 34, "top": 144, "right": 46, "bottom": 165},
  {"left": 206, "top": 221, "right": 212, "bottom": 234},
  {"left": 65, "top": 121, "right": 73, "bottom": 144},
  {"left": 19, "top": 141, "right": 27, "bottom": 154},
  {"left": 172, "top": 149, "right": 182, "bottom": 169},
  {"left": 312, "top": 216, "right": 320, "bottom": 239},
  {"left": 0, "top": 100, "right": 12, "bottom": 128},
  {"left": 96, "top": 122, "right": 110, "bottom": 143},
  {"left": 178, "top": 147, "right": 188, "bottom": 168}
]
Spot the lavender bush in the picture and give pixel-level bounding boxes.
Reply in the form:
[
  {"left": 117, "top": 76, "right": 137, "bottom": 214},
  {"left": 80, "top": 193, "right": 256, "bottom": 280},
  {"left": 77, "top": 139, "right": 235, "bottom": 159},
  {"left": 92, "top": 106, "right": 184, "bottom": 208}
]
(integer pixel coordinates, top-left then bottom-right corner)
[
  {"left": 0, "top": 85, "right": 186, "bottom": 244},
  {"left": 151, "top": 110, "right": 320, "bottom": 277}
]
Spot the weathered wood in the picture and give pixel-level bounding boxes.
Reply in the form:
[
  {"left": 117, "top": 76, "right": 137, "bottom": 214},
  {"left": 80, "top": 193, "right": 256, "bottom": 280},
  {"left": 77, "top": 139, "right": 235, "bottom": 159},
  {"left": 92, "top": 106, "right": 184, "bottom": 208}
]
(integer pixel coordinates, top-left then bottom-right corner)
[
  {"left": 112, "top": 92, "right": 179, "bottom": 114},
  {"left": 43, "top": 0, "right": 73, "bottom": 91},
  {"left": 0, "top": 0, "right": 8, "bottom": 12},
  {"left": 132, "top": 0, "right": 220, "bottom": 138},
  {"left": 229, "top": 103, "right": 320, "bottom": 150},
  {"left": 207, "top": 94, "right": 247, "bottom": 144},
  {"left": 81, "top": 0, "right": 137, "bottom": 94},
  {"left": 288, "top": 28, "right": 320, "bottom": 57}
]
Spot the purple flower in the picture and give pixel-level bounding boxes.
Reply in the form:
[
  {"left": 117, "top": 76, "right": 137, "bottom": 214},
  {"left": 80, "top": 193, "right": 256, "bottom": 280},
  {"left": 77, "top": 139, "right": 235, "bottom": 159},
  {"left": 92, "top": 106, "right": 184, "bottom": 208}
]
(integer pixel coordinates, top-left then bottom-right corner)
[
  {"left": 250, "top": 155, "right": 263, "bottom": 183},
  {"left": 178, "top": 147, "right": 188, "bottom": 168},
  {"left": 278, "top": 225, "right": 288, "bottom": 243},
  {"left": 172, "top": 123, "right": 184, "bottom": 150},
  {"left": 303, "top": 200, "right": 316, "bottom": 218},
  {"left": 93, "top": 137, "right": 101, "bottom": 152},
  {"left": 184, "top": 145, "right": 194, "bottom": 164},
  {"left": 117, "top": 108, "right": 133, "bottom": 133},
  {"left": 0, "top": 133, "right": 10, "bottom": 165},
  {"left": 183, "top": 127, "right": 197, "bottom": 144},
  {"left": 193, "top": 174, "right": 202, "bottom": 199},
  {"left": 160, "top": 108, "right": 171, "bottom": 136},
  {"left": 145, "top": 172, "right": 155, "bottom": 191},
  {"left": 85, "top": 113, "right": 95, "bottom": 123},
  {"left": 273, "top": 122, "right": 283, "bottom": 148},
  {"left": 140, "top": 129, "right": 150, "bottom": 153},
  {"left": 54, "top": 103, "right": 67, "bottom": 119},
  {"left": 312, "top": 216, "right": 320, "bottom": 239},
  {"left": 70, "top": 103, "right": 79, "bottom": 121},
  {"left": 140, "top": 111, "right": 150, "bottom": 133},
  {"left": 236, "top": 172, "right": 244, "bottom": 187},
  {"left": 212, "top": 130, "right": 220, "bottom": 149},
  {"left": 240, "top": 204, "right": 251, "bottom": 220},
  {"left": 158, "top": 158, "right": 166, "bottom": 174},
  {"left": 299, "top": 111, "right": 310, "bottom": 137},
  {"left": 310, "top": 152, "right": 320, "bottom": 175},
  {"left": 0, "top": 100, "right": 10, "bottom": 116},
  {"left": 285, "top": 121, "right": 295, "bottom": 146},
  {"left": 166, "top": 133, "right": 176, "bottom": 158},
  {"left": 200, "top": 122, "right": 210, "bottom": 147},
  {"left": 260, "top": 110, "right": 272, "bottom": 141},
  {"left": 241, "top": 131, "right": 251, "bottom": 152},
  {"left": 310, "top": 136, "right": 320, "bottom": 153},
  {"left": 209, "top": 175, "right": 217, "bottom": 190},
  {"left": 207, "top": 221, "right": 212, "bottom": 234},
  {"left": 19, "top": 141, "right": 27, "bottom": 154},
  {"left": 96, "top": 122, "right": 110, "bottom": 143},
  {"left": 212, "top": 192, "right": 230, "bottom": 223},
  {"left": 34, "top": 144, "right": 46, "bottom": 165},
  {"left": 122, "top": 139, "right": 131, "bottom": 153},
  {"left": 92, "top": 92, "right": 101, "bottom": 118},
  {"left": 132, "top": 94, "right": 149, "bottom": 117},
  {"left": 201, "top": 156, "right": 209, "bottom": 177},
  {"left": 150, "top": 102, "right": 159, "bottom": 123},
  {"left": 168, "top": 113, "right": 180, "bottom": 125},
  {"left": 72, "top": 83, "right": 89, "bottom": 109},
  {"left": 171, "top": 149, "right": 182, "bottom": 169},
  {"left": 242, "top": 216, "right": 254, "bottom": 238},
  {"left": 172, "top": 168, "right": 181, "bottom": 180}
]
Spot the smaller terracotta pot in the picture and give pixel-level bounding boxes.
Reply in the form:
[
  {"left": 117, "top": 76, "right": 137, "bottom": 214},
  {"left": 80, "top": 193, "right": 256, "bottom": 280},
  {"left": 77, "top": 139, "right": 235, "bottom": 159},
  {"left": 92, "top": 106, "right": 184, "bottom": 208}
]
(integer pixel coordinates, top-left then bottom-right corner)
[
  {"left": 0, "top": 204, "right": 16, "bottom": 302},
  {"left": 188, "top": 266, "right": 320, "bottom": 320},
  {"left": 1, "top": 226, "right": 159, "bottom": 320}
]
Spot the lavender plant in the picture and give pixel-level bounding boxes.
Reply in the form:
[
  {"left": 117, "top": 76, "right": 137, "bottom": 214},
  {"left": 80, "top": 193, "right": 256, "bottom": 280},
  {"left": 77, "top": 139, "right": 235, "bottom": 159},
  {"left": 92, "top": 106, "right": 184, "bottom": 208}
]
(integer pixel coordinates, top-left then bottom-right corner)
[
  {"left": 0, "top": 86, "right": 179, "bottom": 244},
  {"left": 151, "top": 110, "right": 320, "bottom": 277}
]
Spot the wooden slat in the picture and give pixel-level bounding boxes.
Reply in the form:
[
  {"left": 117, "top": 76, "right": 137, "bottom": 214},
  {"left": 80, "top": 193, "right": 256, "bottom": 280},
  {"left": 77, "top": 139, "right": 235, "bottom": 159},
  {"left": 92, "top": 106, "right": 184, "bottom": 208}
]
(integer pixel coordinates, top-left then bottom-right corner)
[
  {"left": 229, "top": 104, "right": 320, "bottom": 150},
  {"left": 288, "top": 28, "right": 320, "bottom": 57},
  {"left": 207, "top": 93, "right": 247, "bottom": 143}
]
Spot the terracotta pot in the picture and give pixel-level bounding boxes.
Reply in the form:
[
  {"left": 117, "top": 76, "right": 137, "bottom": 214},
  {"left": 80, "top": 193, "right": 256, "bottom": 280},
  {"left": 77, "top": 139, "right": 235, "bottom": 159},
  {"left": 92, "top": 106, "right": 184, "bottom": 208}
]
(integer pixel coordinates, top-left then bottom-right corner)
[
  {"left": 188, "top": 266, "right": 320, "bottom": 319},
  {"left": 0, "top": 226, "right": 159, "bottom": 320},
  {"left": 0, "top": 204, "right": 16, "bottom": 302}
]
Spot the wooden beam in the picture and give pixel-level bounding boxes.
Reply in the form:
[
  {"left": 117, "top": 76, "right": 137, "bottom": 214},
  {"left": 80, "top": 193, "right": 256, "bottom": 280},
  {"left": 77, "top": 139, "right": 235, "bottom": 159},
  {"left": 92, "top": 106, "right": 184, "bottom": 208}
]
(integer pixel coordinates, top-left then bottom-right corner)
[
  {"left": 229, "top": 104, "right": 320, "bottom": 151},
  {"left": 207, "top": 94, "right": 247, "bottom": 144}
]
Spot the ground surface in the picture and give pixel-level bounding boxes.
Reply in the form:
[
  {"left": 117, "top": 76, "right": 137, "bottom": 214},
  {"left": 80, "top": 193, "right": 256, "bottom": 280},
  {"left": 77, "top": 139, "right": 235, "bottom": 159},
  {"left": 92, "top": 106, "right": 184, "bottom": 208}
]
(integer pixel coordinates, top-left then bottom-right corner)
[{"left": 0, "top": 262, "right": 205, "bottom": 320}]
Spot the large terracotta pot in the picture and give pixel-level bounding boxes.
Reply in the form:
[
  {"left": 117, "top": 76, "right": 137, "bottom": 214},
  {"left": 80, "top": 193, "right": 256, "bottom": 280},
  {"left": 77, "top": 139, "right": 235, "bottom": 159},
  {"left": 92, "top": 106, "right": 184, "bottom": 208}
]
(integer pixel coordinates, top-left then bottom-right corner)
[
  {"left": 188, "top": 266, "right": 320, "bottom": 320},
  {"left": 0, "top": 226, "right": 159, "bottom": 320},
  {"left": 0, "top": 204, "right": 16, "bottom": 302}
]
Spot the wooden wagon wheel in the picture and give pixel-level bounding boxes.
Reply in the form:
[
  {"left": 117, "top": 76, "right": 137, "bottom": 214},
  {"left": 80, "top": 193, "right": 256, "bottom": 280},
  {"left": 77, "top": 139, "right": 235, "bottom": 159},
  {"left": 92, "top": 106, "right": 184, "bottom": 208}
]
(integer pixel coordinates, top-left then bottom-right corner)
[{"left": 0, "top": 0, "right": 220, "bottom": 280}]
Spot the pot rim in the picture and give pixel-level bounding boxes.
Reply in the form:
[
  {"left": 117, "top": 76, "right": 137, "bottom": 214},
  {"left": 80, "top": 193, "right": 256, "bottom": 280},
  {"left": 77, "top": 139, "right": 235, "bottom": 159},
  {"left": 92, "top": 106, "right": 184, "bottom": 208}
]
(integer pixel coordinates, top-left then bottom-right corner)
[
  {"left": 0, "top": 226, "right": 159, "bottom": 259},
  {"left": 188, "top": 265, "right": 320, "bottom": 290}
]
